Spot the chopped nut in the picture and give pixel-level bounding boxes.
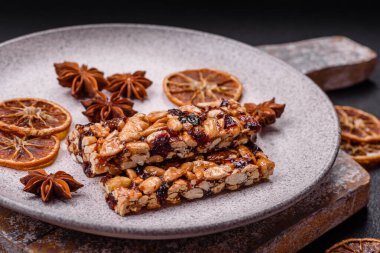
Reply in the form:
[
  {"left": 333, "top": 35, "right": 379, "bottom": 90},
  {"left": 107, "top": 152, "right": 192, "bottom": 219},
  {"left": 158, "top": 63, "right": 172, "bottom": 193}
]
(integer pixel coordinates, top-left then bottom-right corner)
[
  {"left": 225, "top": 173, "right": 247, "bottom": 186},
  {"left": 182, "top": 188, "right": 204, "bottom": 200},
  {"left": 204, "top": 166, "right": 228, "bottom": 180},
  {"left": 81, "top": 136, "right": 97, "bottom": 147},
  {"left": 146, "top": 111, "right": 168, "bottom": 123},
  {"left": 103, "top": 176, "right": 132, "bottom": 193},
  {"left": 163, "top": 167, "right": 185, "bottom": 182},
  {"left": 125, "top": 142, "right": 150, "bottom": 154},
  {"left": 139, "top": 176, "right": 162, "bottom": 194},
  {"left": 144, "top": 166, "right": 165, "bottom": 176},
  {"left": 211, "top": 182, "right": 225, "bottom": 194},
  {"left": 167, "top": 118, "right": 183, "bottom": 132}
]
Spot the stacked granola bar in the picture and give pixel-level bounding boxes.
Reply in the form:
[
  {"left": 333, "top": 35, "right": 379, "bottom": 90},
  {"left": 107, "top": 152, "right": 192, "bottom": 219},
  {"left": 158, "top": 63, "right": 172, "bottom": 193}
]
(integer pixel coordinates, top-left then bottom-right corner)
[
  {"left": 68, "top": 99, "right": 283, "bottom": 176},
  {"left": 67, "top": 99, "right": 285, "bottom": 216},
  {"left": 101, "top": 144, "right": 274, "bottom": 216}
]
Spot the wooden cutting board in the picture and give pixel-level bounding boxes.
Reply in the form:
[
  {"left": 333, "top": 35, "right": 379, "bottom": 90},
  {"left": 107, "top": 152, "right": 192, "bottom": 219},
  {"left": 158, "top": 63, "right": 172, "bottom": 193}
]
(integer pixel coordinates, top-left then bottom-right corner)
[{"left": 0, "top": 151, "right": 369, "bottom": 253}]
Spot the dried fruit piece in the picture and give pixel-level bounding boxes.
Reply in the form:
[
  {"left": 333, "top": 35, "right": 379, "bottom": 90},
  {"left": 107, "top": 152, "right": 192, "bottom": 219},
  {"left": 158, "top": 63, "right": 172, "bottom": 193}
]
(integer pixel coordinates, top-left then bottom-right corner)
[
  {"left": 326, "top": 238, "right": 380, "bottom": 253},
  {"left": 20, "top": 169, "right": 83, "bottom": 202},
  {"left": 54, "top": 61, "right": 109, "bottom": 99},
  {"left": 163, "top": 69, "right": 243, "bottom": 106},
  {"left": 106, "top": 71, "right": 153, "bottom": 101},
  {"left": 0, "top": 131, "right": 60, "bottom": 170},
  {"left": 81, "top": 92, "right": 136, "bottom": 123},
  {"left": 0, "top": 98, "right": 71, "bottom": 139},
  {"left": 336, "top": 105, "right": 380, "bottom": 142},
  {"left": 341, "top": 139, "right": 380, "bottom": 166}
]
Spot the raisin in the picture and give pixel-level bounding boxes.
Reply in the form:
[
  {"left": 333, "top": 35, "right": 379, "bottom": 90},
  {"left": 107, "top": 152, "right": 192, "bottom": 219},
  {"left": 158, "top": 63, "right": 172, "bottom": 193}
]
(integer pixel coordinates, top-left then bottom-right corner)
[
  {"left": 150, "top": 132, "right": 172, "bottom": 157},
  {"left": 188, "top": 128, "right": 209, "bottom": 145},
  {"left": 176, "top": 113, "right": 201, "bottom": 126},
  {"left": 105, "top": 193, "right": 117, "bottom": 209},
  {"left": 247, "top": 143, "right": 262, "bottom": 154},
  {"left": 244, "top": 121, "right": 261, "bottom": 131},
  {"left": 240, "top": 115, "right": 261, "bottom": 131},
  {"left": 168, "top": 109, "right": 185, "bottom": 117},
  {"left": 224, "top": 115, "right": 237, "bottom": 128},
  {"left": 100, "top": 174, "right": 113, "bottom": 184},
  {"left": 185, "top": 114, "right": 200, "bottom": 126},
  {"left": 82, "top": 130, "right": 95, "bottom": 136},
  {"left": 156, "top": 184, "right": 168, "bottom": 202},
  {"left": 135, "top": 165, "right": 144, "bottom": 176},
  {"left": 220, "top": 99, "right": 229, "bottom": 107},
  {"left": 233, "top": 159, "right": 249, "bottom": 169},
  {"left": 82, "top": 162, "right": 94, "bottom": 177}
]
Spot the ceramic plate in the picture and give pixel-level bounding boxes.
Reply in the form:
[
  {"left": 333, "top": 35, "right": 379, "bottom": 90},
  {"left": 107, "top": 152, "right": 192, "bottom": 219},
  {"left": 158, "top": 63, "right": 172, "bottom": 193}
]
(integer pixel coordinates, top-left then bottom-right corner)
[{"left": 0, "top": 24, "right": 339, "bottom": 239}]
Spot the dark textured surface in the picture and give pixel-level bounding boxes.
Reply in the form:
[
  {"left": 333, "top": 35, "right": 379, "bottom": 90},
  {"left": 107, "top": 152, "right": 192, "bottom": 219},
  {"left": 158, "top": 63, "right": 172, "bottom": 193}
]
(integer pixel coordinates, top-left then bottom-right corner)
[
  {"left": 0, "top": 151, "right": 370, "bottom": 253},
  {"left": 0, "top": 3, "right": 379, "bottom": 252}
]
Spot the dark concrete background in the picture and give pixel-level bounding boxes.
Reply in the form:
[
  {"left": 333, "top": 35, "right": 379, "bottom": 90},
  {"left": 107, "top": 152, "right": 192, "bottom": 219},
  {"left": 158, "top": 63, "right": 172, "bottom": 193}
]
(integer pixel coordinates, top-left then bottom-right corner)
[{"left": 0, "top": 2, "right": 379, "bottom": 252}]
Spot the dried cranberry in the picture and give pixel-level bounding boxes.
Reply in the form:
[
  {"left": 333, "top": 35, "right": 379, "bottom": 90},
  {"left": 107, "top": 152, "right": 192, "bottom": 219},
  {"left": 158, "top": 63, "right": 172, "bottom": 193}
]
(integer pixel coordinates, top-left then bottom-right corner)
[
  {"left": 244, "top": 121, "right": 261, "bottom": 131},
  {"left": 82, "top": 129, "right": 95, "bottom": 136},
  {"left": 82, "top": 162, "right": 94, "bottom": 177},
  {"left": 156, "top": 184, "right": 168, "bottom": 202},
  {"left": 168, "top": 109, "right": 185, "bottom": 117},
  {"left": 248, "top": 143, "right": 262, "bottom": 154},
  {"left": 241, "top": 115, "right": 261, "bottom": 131},
  {"left": 188, "top": 128, "right": 209, "bottom": 145},
  {"left": 185, "top": 114, "right": 200, "bottom": 125},
  {"left": 233, "top": 159, "right": 249, "bottom": 169},
  {"left": 220, "top": 99, "right": 229, "bottom": 107},
  {"left": 106, "top": 193, "right": 117, "bottom": 209},
  {"left": 100, "top": 174, "right": 113, "bottom": 184},
  {"left": 150, "top": 132, "right": 172, "bottom": 157},
  {"left": 224, "top": 115, "right": 237, "bottom": 128},
  {"left": 135, "top": 165, "right": 144, "bottom": 176}
]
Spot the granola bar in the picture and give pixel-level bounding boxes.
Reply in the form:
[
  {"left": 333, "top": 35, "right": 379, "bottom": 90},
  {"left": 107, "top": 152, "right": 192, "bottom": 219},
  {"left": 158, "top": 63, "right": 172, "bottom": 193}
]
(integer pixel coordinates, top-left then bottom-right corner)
[
  {"left": 101, "top": 144, "right": 274, "bottom": 216},
  {"left": 67, "top": 99, "right": 284, "bottom": 177}
]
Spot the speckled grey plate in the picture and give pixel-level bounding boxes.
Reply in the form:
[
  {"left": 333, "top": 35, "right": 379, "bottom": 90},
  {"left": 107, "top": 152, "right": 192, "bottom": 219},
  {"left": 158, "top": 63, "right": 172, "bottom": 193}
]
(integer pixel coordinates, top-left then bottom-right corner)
[{"left": 0, "top": 24, "right": 339, "bottom": 239}]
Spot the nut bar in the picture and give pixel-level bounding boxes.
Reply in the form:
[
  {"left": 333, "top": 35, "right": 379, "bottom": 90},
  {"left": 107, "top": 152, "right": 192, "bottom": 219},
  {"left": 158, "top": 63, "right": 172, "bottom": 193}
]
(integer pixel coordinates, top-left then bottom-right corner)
[
  {"left": 67, "top": 99, "right": 284, "bottom": 177},
  {"left": 101, "top": 144, "right": 274, "bottom": 216}
]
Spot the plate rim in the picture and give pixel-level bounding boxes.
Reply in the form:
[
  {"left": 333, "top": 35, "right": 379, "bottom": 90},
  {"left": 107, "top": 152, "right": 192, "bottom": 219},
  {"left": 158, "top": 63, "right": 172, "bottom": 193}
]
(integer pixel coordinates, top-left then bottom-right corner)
[{"left": 0, "top": 23, "right": 341, "bottom": 239}]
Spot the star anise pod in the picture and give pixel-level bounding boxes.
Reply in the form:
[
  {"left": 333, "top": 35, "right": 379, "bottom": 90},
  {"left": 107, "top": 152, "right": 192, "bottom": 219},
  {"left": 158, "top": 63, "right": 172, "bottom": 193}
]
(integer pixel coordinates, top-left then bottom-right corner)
[
  {"left": 81, "top": 91, "right": 136, "bottom": 123},
  {"left": 244, "top": 98, "right": 286, "bottom": 127},
  {"left": 54, "top": 61, "right": 109, "bottom": 99},
  {"left": 20, "top": 169, "right": 83, "bottom": 202},
  {"left": 106, "top": 71, "right": 153, "bottom": 101}
]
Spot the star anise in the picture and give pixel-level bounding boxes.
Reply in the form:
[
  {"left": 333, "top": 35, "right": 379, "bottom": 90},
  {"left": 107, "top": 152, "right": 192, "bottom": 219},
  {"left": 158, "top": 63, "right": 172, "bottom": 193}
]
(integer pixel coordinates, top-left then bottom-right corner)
[
  {"left": 106, "top": 71, "right": 153, "bottom": 101},
  {"left": 244, "top": 98, "right": 286, "bottom": 127},
  {"left": 81, "top": 91, "right": 136, "bottom": 123},
  {"left": 54, "top": 61, "right": 109, "bottom": 99},
  {"left": 20, "top": 169, "right": 83, "bottom": 202}
]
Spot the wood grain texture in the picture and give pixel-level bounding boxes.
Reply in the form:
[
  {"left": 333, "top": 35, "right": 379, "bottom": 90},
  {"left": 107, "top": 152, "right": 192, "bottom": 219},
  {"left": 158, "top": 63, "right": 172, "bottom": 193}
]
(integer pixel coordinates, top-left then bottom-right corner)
[
  {"left": 0, "top": 151, "right": 369, "bottom": 253},
  {"left": 259, "top": 36, "right": 377, "bottom": 91}
]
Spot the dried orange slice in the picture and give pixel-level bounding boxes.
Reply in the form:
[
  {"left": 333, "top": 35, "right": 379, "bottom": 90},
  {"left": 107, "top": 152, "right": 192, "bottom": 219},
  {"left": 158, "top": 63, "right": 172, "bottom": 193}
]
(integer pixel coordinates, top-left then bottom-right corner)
[
  {"left": 341, "top": 139, "right": 380, "bottom": 166},
  {"left": 0, "top": 98, "right": 71, "bottom": 139},
  {"left": 326, "top": 238, "right": 380, "bottom": 253},
  {"left": 336, "top": 105, "right": 380, "bottom": 142},
  {"left": 163, "top": 69, "right": 243, "bottom": 106},
  {"left": 0, "top": 130, "right": 60, "bottom": 170}
]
